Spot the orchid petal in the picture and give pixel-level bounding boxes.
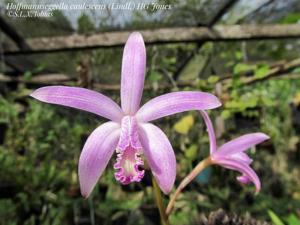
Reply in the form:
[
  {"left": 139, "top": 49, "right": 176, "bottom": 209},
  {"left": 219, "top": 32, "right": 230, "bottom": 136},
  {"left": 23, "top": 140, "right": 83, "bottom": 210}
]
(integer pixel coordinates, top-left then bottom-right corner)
[
  {"left": 30, "top": 86, "right": 124, "bottom": 122},
  {"left": 217, "top": 133, "right": 269, "bottom": 156},
  {"left": 237, "top": 175, "right": 251, "bottom": 184},
  {"left": 200, "top": 111, "right": 217, "bottom": 154},
  {"left": 79, "top": 122, "right": 121, "bottom": 198},
  {"left": 136, "top": 91, "right": 221, "bottom": 122},
  {"left": 121, "top": 32, "right": 146, "bottom": 115},
  {"left": 215, "top": 158, "right": 261, "bottom": 193},
  {"left": 139, "top": 123, "right": 176, "bottom": 194},
  {"left": 230, "top": 152, "right": 253, "bottom": 165}
]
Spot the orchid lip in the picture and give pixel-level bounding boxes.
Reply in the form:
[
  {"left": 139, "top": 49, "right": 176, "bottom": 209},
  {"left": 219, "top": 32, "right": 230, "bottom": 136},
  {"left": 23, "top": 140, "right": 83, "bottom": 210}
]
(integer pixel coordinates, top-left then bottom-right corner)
[
  {"left": 237, "top": 175, "right": 251, "bottom": 184},
  {"left": 114, "top": 116, "right": 145, "bottom": 184},
  {"left": 114, "top": 145, "right": 145, "bottom": 184}
]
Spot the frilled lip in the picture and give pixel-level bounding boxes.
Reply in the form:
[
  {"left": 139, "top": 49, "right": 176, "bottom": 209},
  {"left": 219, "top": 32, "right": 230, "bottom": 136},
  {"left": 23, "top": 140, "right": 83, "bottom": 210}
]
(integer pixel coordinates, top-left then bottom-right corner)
[
  {"left": 113, "top": 116, "right": 145, "bottom": 185},
  {"left": 114, "top": 146, "right": 145, "bottom": 185}
]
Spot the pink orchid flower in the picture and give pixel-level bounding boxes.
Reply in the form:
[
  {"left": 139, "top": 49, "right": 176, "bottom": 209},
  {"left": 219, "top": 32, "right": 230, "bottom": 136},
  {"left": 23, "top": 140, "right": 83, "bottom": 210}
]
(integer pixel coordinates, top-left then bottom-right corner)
[
  {"left": 30, "top": 32, "right": 221, "bottom": 197},
  {"left": 200, "top": 111, "right": 269, "bottom": 193}
]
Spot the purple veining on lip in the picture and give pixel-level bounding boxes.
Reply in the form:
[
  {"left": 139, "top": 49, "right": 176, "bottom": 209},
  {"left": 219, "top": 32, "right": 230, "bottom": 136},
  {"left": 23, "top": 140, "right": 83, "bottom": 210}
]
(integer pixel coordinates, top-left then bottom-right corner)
[{"left": 30, "top": 32, "right": 222, "bottom": 198}]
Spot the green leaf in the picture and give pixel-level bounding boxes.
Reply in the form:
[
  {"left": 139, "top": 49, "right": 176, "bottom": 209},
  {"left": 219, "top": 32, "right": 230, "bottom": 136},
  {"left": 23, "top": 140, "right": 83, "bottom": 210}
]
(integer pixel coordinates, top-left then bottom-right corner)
[
  {"left": 77, "top": 13, "right": 95, "bottom": 34},
  {"left": 148, "top": 71, "right": 162, "bottom": 83},
  {"left": 235, "top": 51, "right": 243, "bottom": 60},
  {"left": 224, "top": 100, "right": 240, "bottom": 109},
  {"left": 243, "top": 96, "right": 258, "bottom": 108},
  {"left": 254, "top": 64, "right": 270, "bottom": 78},
  {"left": 292, "top": 66, "right": 300, "bottom": 73},
  {"left": 293, "top": 92, "right": 300, "bottom": 106},
  {"left": 268, "top": 210, "right": 285, "bottom": 225},
  {"left": 173, "top": 115, "right": 194, "bottom": 134},
  {"left": 23, "top": 71, "right": 33, "bottom": 81},
  {"left": 221, "top": 110, "right": 231, "bottom": 119},
  {"left": 34, "top": 64, "right": 45, "bottom": 73},
  {"left": 207, "top": 75, "right": 219, "bottom": 84},
  {"left": 287, "top": 214, "right": 300, "bottom": 225},
  {"left": 185, "top": 144, "right": 198, "bottom": 161},
  {"left": 233, "top": 63, "right": 255, "bottom": 75},
  {"left": 281, "top": 13, "right": 300, "bottom": 24}
]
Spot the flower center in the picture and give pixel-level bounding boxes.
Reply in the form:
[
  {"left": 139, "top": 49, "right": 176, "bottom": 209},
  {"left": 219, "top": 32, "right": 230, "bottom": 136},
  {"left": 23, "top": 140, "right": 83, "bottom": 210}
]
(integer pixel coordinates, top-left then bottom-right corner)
[
  {"left": 114, "top": 145, "right": 144, "bottom": 184},
  {"left": 114, "top": 116, "right": 144, "bottom": 184}
]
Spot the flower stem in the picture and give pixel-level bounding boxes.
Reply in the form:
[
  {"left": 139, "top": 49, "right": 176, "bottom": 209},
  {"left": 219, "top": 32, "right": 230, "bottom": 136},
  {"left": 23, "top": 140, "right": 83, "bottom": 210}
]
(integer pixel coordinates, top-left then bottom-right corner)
[
  {"left": 166, "top": 157, "right": 213, "bottom": 216},
  {"left": 152, "top": 176, "right": 170, "bottom": 225}
]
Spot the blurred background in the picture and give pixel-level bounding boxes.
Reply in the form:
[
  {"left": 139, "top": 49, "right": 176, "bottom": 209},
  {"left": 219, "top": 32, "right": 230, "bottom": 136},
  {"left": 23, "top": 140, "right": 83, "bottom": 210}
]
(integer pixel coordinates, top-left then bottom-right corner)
[{"left": 0, "top": 0, "right": 300, "bottom": 224}]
